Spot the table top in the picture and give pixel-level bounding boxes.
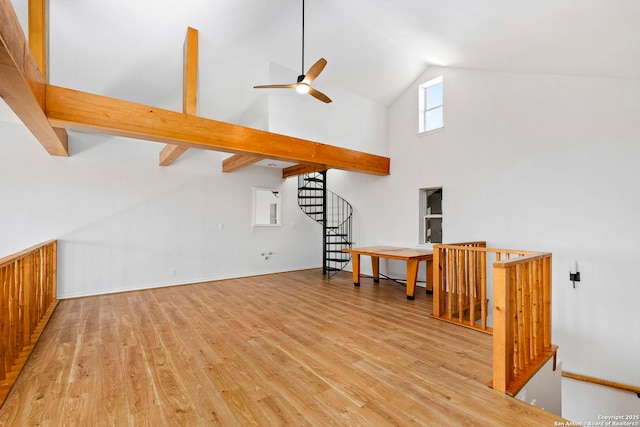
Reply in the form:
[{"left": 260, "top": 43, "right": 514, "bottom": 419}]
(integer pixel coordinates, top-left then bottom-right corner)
[{"left": 343, "top": 246, "right": 433, "bottom": 261}]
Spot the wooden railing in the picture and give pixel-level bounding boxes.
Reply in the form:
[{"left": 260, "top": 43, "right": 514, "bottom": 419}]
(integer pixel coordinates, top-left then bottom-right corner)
[
  {"left": 432, "top": 242, "right": 535, "bottom": 332},
  {"left": 432, "top": 242, "right": 556, "bottom": 396},
  {"left": 432, "top": 241, "right": 489, "bottom": 331},
  {"left": 492, "top": 251, "right": 555, "bottom": 395},
  {"left": 562, "top": 371, "right": 640, "bottom": 398},
  {"left": 0, "top": 240, "right": 58, "bottom": 406}
]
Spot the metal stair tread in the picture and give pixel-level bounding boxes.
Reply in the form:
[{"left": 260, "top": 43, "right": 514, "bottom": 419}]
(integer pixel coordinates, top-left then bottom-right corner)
[{"left": 298, "top": 171, "right": 352, "bottom": 279}]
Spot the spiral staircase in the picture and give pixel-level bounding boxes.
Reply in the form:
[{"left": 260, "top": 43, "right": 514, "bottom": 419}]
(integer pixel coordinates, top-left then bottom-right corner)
[{"left": 297, "top": 171, "right": 353, "bottom": 277}]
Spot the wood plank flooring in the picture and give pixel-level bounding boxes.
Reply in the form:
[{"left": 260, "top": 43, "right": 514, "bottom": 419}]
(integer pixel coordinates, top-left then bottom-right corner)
[{"left": 0, "top": 269, "right": 565, "bottom": 426}]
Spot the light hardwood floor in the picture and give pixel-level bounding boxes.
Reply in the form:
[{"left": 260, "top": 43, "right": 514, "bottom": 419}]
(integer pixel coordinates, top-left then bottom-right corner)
[{"left": 0, "top": 269, "right": 565, "bottom": 426}]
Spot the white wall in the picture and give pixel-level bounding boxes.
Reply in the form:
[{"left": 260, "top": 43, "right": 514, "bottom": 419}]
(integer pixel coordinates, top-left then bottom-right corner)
[
  {"left": 516, "top": 358, "right": 563, "bottom": 417},
  {"left": 0, "top": 119, "right": 321, "bottom": 298},
  {"left": 259, "top": 61, "right": 389, "bottom": 157},
  {"left": 0, "top": 56, "right": 388, "bottom": 300},
  {"left": 562, "top": 376, "right": 640, "bottom": 423},
  {"left": 331, "top": 66, "right": 640, "bottom": 421}
]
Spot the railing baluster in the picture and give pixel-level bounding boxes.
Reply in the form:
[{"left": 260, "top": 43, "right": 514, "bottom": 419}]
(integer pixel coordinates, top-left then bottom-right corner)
[
  {"left": 543, "top": 255, "right": 552, "bottom": 349},
  {"left": 0, "top": 240, "right": 58, "bottom": 406},
  {"left": 516, "top": 264, "right": 524, "bottom": 373},
  {"left": 469, "top": 249, "right": 476, "bottom": 326},
  {"left": 480, "top": 250, "right": 487, "bottom": 330},
  {"left": 0, "top": 266, "right": 6, "bottom": 381},
  {"left": 458, "top": 249, "right": 463, "bottom": 320},
  {"left": 447, "top": 249, "right": 454, "bottom": 320},
  {"left": 510, "top": 265, "right": 518, "bottom": 380}
]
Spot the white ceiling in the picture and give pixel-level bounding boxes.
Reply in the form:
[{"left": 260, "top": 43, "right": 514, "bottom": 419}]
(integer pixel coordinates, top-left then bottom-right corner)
[{"left": 5, "top": 0, "right": 640, "bottom": 126}]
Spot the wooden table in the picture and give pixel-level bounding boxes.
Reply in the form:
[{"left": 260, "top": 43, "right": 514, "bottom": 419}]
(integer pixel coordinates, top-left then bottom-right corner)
[{"left": 343, "top": 246, "right": 433, "bottom": 300}]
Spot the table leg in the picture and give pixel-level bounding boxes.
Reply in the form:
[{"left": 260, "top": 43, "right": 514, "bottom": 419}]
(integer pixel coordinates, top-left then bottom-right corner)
[
  {"left": 426, "top": 259, "right": 433, "bottom": 293},
  {"left": 372, "top": 256, "right": 380, "bottom": 283},
  {"left": 406, "top": 259, "right": 419, "bottom": 300},
  {"left": 352, "top": 254, "right": 360, "bottom": 286}
]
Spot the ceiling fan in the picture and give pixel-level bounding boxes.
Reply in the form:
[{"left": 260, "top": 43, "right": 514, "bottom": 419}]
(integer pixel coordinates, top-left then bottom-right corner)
[{"left": 254, "top": 0, "right": 332, "bottom": 103}]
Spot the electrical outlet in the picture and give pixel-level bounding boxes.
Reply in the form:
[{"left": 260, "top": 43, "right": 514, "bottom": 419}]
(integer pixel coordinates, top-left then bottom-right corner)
[{"left": 170, "top": 268, "right": 176, "bottom": 276}]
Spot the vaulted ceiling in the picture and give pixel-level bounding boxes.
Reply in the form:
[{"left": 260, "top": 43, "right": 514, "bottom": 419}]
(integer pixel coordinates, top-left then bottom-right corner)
[
  {"left": 6, "top": 0, "right": 640, "bottom": 119},
  {"left": 2, "top": 0, "right": 639, "bottom": 172}
]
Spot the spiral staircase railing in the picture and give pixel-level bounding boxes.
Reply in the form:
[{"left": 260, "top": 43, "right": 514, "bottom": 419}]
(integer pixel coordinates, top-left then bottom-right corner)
[{"left": 297, "top": 171, "right": 353, "bottom": 277}]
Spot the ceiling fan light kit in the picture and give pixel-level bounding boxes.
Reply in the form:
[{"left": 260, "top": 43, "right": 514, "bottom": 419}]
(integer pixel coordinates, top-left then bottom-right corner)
[
  {"left": 296, "top": 83, "right": 310, "bottom": 94},
  {"left": 254, "top": 0, "right": 332, "bottom": 103}
]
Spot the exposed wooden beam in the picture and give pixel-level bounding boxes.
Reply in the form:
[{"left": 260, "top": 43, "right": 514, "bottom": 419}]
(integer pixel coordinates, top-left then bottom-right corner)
[
  {"left": 159, "top": 26, "right": 198, "bottom": 166},
  {"left": 159, "top": 142, "right": 189, "bottom": 166},
  {"left": 45, "top": 85, "right": 390, "bottom": 176},
  {"left": 0, "top": 0, "right": 68, "bottom": 156},
  {"left": 28, "top": 0, "right": 69, "bottom": 150},
  {"left": 222, "top": 154, "right": 264, "bottom": 173},
  {"left": 182, "top": 27, "right": 198, "bottom": 115},
  {"left": 28, "top": 0, "right": 48, "bottom": 80},
  {"left": 282, "top": 163, "right": 329, "bottom": 179}
]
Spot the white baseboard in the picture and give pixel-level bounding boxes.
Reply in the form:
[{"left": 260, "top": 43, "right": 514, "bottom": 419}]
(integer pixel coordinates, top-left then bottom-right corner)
[{"left": 57, "top": 264, "right": 322, "bottom": 299}]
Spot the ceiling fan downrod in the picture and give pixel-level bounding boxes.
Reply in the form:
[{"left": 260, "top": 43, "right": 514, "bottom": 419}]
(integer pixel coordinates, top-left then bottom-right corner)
[
  {"left": 252, "top": 0, "right": 332, "bottom": 103},
  {"left": 300, "top": 0, "right": 305, "bottom": 77}
]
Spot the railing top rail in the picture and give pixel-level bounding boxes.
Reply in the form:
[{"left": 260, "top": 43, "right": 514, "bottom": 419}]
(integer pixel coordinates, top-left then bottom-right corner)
[
  {"left": 442, "top": 241, "right": 487, "bottom": 246},
  {"left": 0, "top": 239, "right": 57, "bottom": 268},
  {"left": 493, "top": 252, "right": 552, "bottom": 267},
  {"left": 562, "top": 371, "right": 640, "bottom": 396},
  {"left": 434, "top": 244, "right": 537, "bottom": 256}
]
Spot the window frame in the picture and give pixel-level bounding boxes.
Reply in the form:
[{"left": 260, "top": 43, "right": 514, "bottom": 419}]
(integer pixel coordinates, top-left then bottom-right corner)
[
  {"left": 418, "top": 76, "right": 444, "bottom": 134},
  {"left": 419, "top": 187, "right": 443, "bottom": 245}
]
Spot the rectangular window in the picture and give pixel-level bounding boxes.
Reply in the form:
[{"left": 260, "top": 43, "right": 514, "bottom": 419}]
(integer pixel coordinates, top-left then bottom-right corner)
[
  {"left": 418, "top": 76, "right": 443, "bottom": 134},
  {"left": 419, "top": 187, "right": 443, "bottom": 244}
]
